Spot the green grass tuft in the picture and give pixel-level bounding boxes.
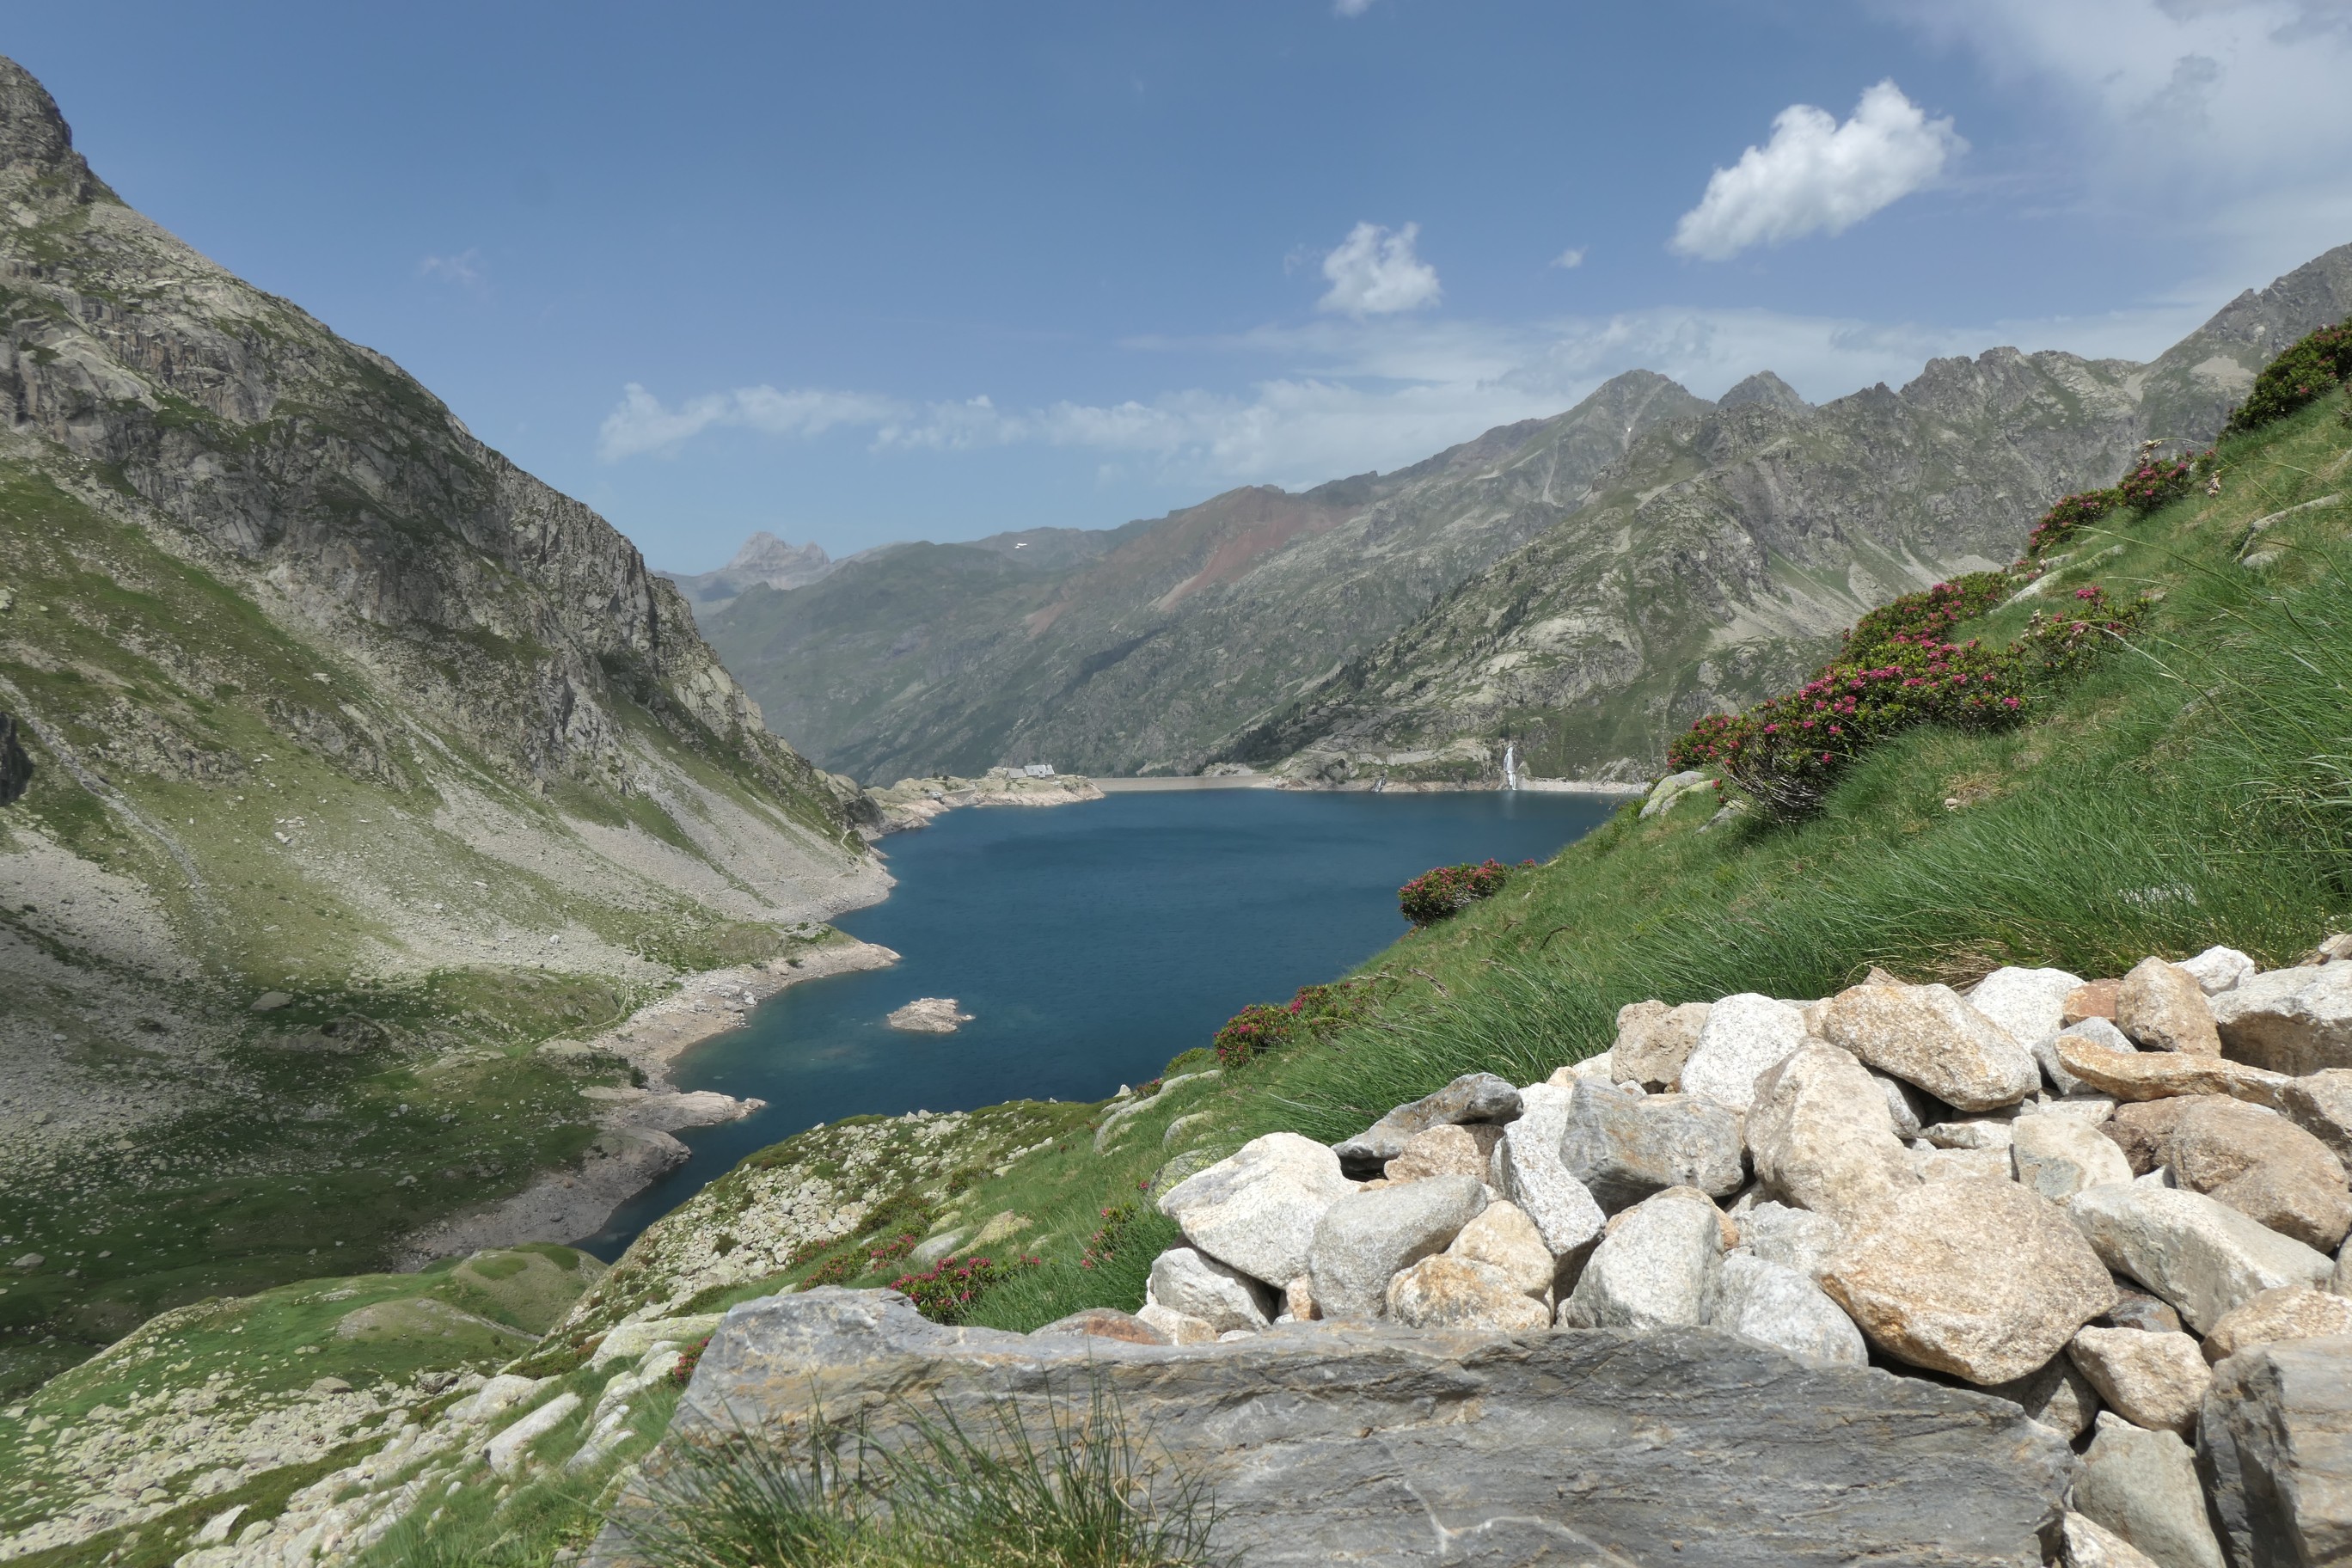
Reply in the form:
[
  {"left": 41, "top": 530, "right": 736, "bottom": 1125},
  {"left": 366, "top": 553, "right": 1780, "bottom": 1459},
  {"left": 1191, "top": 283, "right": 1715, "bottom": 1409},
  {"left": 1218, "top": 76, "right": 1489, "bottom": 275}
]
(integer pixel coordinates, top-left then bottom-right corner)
[{"left": 618, "top": 1377, "right": 1227, "bottom": 1568}]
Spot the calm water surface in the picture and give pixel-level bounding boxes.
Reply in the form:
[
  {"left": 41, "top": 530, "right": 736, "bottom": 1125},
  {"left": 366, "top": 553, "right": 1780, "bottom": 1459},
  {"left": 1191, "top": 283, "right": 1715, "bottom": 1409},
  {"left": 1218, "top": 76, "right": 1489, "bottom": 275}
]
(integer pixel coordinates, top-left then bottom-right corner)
[{"left": 583, "top": 788, "right": 1614, "bottom": 1256}]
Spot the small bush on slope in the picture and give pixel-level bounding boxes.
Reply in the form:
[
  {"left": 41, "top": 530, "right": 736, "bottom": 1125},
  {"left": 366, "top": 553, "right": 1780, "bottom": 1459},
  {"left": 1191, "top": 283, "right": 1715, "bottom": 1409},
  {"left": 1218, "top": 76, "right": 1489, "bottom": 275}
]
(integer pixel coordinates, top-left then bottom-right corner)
[
  {"left": 2224, "top": 317, "right": 2352, "bottom": 436},
  {"left": 2026, "top": 448, "right": 2213, "bottom": 559},
  {"left": 1397, "top": 859, "right": 1516, "bottom": 926},
  {"left": 1666, "top": 573, "right": 2147, "bottom": 818}
]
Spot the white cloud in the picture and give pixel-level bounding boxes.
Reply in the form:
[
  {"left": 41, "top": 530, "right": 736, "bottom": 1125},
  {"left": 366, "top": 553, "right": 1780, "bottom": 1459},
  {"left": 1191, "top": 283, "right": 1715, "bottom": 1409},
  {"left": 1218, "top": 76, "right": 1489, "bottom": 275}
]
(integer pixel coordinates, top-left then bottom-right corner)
[
  {"left": 1316, "top": 222, "right": 1442, "bottom": 316},
  {"left": 1552, "top": 246, "right": 1588, "bottom": 269},
  {"left": 1669, "top": 81, "right": 1963, "bottom": 260},
  {"left": 597, "top": 383, "right": 908, "bottom": 461},
  {"left": 418, "top": 248, "right": 486, "bottom": 290},
  {"left": 1333, "top": 0, "right": 1375, "bottom": 15}
]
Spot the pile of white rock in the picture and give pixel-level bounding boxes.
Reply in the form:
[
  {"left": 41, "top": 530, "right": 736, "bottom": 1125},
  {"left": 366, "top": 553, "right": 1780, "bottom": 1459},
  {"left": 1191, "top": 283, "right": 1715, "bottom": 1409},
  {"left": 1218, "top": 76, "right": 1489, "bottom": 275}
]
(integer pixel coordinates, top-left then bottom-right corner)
[{"left": 1136, "top": 943, "right": 2352, "bottom": 1568}]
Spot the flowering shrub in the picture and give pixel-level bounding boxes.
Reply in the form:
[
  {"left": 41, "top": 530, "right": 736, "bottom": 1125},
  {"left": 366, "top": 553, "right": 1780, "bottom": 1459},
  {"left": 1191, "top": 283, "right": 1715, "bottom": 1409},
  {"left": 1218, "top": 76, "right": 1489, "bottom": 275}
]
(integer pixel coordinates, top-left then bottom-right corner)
[
  {"left": 799, "top": 1251, "right": 863, "bottom": 1289},
  {"left": 2024, "top": 487, "right": 2121, "bottom": 557},
  {"left": 891, "top": 1252, "right": 1040, "bottom": 1323},
  {"left": 2114, "top": 451, "right": 2208, "bottom": 514},
  {"left": 1079, "top": 1201, "right": 1138, "bottom": 1271},
  {"left": 1288, "top": 979, "right": 1375, "bottom": 1032},
  {"left": 1398, "top": 859, "right": 1512, "bottom": 927},
  {"left": 2026, "top": 450, "right": 2214, "bottom": 560},
  {"left": 2224, "top": 319, "right": 2352, "bottom": 436},
  {"left": 1213, "top": 1002, "right": 1300, "bottom": 1067},
  {"left": 1210, "top": 977, "right": 1380, "bottom": 1068},
  {"left": 795, "top": 1225, "right": 924, "bottom": 1290},
  {"left": 669, "top": 1333, "right": 711, "bottom": 1387},
  {"left": 1668, "top": 577, "right": 2146, "bottom": 818}
]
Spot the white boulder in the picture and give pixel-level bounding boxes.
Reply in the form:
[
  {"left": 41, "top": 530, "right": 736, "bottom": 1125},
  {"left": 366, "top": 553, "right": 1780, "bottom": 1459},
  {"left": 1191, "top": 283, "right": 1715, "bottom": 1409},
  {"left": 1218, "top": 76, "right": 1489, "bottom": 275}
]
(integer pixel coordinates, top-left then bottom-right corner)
[
  {"left": 1678, "top": 993, "right": 1808, "bottom": 1112},
  {"left": 1155, "top": 1131, "right": 1356, "bottom": 1287},
  {"left": 2012, "top": 1112, "right": 2135, "bottom": 1200},
  {"left": 1709, "top": 1249, "right": 1867, "bottom": 1367},
  {"left": 1557, "top": 1185, "right": 1725, "bottom": 1331},
  {"left": 1146, "top": 1246, "right": 1276, "bottom": 1333},
  {"left": 1487, "top": 1082, "right": 1607, "bottom": 1258},
  {"left": 2067, "top": 1181, "right": 2334, "bottom": 1333}
]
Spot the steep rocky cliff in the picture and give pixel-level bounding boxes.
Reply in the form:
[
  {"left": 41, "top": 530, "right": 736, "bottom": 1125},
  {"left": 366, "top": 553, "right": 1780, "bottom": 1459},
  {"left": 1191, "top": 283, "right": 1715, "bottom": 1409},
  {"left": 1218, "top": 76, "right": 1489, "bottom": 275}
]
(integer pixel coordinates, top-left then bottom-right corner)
[
  {"left": 0, "top": 54, "right": 882, "bottom": 1388},
  {"left": 702, "top": 372, "right": 1709, "bottom": 779}
]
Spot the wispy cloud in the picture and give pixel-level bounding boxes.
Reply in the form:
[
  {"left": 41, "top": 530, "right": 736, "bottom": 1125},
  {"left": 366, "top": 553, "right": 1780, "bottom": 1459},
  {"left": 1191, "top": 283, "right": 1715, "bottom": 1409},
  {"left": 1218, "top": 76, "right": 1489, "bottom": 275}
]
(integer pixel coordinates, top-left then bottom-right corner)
[
  {"left": 597, "top": 288, "right": 2220, "bottom": 491},
  {"left": 1317, "top": 221, "right": 1442, "bottom": 316},
  {"left": 1670, "top": 81, "right": 1963, "bottom": 260},
  {"left": 1332, "top": 0, "right": 1375, "bottom": 15},
  {"left": 418, "top": 248, "right": 487, "bottom": 291},
  {"left": 597, "top": 384, "right": 910, "bottom": 460},
  {"left": 1552, "top": 246, "right": 1588, "bottom": 269}
]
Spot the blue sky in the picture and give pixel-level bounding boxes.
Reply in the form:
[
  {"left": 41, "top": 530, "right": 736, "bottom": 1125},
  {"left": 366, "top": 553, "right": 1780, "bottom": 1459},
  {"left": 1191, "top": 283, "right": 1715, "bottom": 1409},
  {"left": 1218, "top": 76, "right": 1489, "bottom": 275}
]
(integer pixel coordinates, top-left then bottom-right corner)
[{"left": 12, "top": 3, "right": 2352, "bottom": 571}]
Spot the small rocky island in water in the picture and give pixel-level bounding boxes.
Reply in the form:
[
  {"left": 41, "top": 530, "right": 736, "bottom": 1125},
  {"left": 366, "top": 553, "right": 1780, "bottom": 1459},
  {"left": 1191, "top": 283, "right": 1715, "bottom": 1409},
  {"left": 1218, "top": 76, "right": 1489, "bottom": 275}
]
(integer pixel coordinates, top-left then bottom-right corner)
[{"left": 887, "top": 996, "right": 975, "bottom": 1033}]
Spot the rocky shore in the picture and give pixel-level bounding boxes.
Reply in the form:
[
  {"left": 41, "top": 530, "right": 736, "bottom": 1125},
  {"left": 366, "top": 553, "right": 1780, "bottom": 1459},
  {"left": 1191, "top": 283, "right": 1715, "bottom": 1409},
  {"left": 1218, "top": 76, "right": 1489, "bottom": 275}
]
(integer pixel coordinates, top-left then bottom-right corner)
[
  {"left": 396, "top": 934, "right": 901, "bottom": 1262},
  {"left": 864, "top": 769, "right": 1106, "bottom": 833}
]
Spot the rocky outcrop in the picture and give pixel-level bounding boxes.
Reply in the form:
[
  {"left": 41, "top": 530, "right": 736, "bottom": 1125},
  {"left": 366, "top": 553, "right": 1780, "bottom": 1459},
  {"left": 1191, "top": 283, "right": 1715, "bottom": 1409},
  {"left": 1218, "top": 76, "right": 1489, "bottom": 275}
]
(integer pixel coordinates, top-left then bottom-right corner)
[
  {"left": 0, "top": 710, "right": 28, "bottom": 805},
  {"left": 885, "top": 996, "right": 973, "bottom": 1033},
  {"left": 603, "top": 1288, "right": 2078, "bottom": 1568},
  {"left": 864, "top": 769, "right": 1105, "bottom": 833}
]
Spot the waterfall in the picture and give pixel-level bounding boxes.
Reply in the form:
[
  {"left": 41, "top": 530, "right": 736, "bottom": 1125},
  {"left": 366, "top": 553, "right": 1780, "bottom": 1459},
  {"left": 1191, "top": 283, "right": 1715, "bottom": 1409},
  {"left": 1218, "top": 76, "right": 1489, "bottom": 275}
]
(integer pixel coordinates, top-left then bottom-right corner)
[{"left": 1503, "top": 743, "right": 1518, "bottom": 791}]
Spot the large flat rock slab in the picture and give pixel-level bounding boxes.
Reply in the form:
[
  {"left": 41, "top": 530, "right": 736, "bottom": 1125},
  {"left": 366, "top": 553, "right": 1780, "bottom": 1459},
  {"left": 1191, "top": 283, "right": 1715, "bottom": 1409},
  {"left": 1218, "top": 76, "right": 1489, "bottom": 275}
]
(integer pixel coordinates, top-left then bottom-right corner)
[{"left": 594, "top": 1288, "right": 2075, "bottom": 1567}]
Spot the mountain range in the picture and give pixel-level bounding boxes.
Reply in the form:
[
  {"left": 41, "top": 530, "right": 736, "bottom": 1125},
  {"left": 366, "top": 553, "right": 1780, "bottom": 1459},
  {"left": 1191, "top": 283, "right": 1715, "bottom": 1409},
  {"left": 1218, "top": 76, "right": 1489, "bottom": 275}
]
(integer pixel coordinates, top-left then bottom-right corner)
[{"left": 699, "top": 246, "right": 2352, "bottom": 785}]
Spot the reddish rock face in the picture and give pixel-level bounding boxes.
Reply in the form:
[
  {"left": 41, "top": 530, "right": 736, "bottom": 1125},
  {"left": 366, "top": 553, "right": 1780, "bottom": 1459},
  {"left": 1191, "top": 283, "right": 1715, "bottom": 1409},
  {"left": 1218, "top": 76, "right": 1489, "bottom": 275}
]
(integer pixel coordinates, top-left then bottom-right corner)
[
  {"left": 2115, "top": 957, "right": 2223, "bottom": 1056},
  {"left": 2066, "top": 979, "right": 2122, "bottom": 1026}
]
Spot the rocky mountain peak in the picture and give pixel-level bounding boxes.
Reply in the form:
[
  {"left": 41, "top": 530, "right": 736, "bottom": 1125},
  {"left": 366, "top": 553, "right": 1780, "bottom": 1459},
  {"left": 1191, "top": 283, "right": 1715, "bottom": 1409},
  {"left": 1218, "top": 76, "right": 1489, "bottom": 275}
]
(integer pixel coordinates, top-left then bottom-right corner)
[
  {"left": 726, "top": 530, "right": 830, "bottom": 576},
  {"left": 0, "top": 53, "right": 106, "bottom": 199},
  {"left": 2189, "top": 241, "right": 2352, "bottom": 354},
  {"left": 1718, "top": 371, "right": 1810, "bottom": 413}
]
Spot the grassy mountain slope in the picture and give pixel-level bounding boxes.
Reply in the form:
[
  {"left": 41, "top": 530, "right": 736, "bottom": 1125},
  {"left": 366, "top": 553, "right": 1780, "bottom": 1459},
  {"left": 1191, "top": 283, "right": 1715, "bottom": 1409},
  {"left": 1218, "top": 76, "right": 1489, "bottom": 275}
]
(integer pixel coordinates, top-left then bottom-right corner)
[
  {"left": 0, "top": 55, "right": 882, "bottom": 1395},
  {"left": 702, "top": 372, "right": 1708, "bottom": 780},
  {"left": 1227, "top": 246, "right": 2352, "bottom": 786}
]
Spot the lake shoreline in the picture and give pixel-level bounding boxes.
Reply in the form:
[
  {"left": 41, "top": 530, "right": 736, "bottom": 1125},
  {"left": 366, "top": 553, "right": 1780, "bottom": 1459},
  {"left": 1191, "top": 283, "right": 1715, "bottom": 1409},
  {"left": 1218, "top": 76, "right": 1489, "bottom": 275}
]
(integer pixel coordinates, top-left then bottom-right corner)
[
  {"left": 585, "top": 787, "right": 1620, "bottom": 1257},
  {"left": 395, "top": 934, "right": 903, "bottom": 1265}
]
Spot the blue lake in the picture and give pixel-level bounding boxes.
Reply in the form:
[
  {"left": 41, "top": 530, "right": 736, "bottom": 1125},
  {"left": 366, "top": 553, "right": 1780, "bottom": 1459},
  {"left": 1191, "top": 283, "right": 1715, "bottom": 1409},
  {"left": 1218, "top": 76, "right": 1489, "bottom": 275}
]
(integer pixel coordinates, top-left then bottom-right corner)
[{"left": 581, "top": 787, "right": 1615, "bottom": 1256}]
